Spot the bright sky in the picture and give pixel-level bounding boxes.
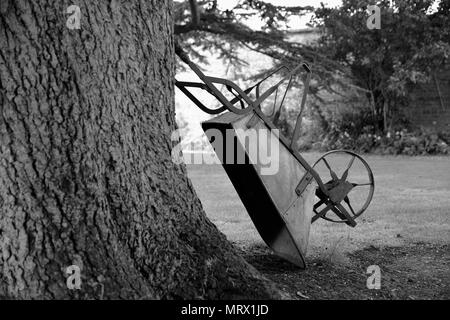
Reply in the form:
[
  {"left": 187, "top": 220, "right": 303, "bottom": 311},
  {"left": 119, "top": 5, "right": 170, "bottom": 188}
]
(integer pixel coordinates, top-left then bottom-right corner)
[
  {"left": 173, "top": 0, "right": 344, "bottom": 29},
  {"left": 217, "top": 0, "right": 343, "bottom": 29},
  {"left": 217, "top": 0, "right": 342, "bottom": 10}
]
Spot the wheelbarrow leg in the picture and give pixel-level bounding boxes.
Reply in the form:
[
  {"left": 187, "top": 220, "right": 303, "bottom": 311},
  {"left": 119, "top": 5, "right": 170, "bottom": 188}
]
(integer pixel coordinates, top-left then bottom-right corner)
[
  {"left": 311, "top": 201, "right": 333, "bottom": 223},
  {"left": 312, "top": 189, "right": 357, "bottom": 227},
  {"left": 331, "top": 204, "right": 357, "bottom": 227}
]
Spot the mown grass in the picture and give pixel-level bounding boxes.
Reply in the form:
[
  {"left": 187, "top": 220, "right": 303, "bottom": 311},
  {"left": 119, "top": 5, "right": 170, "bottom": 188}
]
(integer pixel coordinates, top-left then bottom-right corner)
[
  {"left": 187, "top": 153, "right": 450, "bottom": 262},
  {"left": 187, "top": 153, "right": 450, "bottom": 299}
]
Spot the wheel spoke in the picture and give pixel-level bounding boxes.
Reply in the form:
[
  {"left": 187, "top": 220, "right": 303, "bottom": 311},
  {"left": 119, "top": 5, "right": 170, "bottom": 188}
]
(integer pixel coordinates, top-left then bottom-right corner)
[
  {"left": 322, "top": 158, "right": 339, "bottom": 181},
  {"left": 341, "top": 155, "right": 356, "bottom": 181},
  {"left": 352, "top": 182, "right": 373, "bottom": 187},
  {"left": 344, "top": 196, "right": 356, "bottom": 216}
]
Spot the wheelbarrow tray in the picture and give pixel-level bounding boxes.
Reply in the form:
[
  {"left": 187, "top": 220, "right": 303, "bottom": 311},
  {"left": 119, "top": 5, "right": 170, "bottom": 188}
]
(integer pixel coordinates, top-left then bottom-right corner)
[{"left": 202, "top": 111, "right": 316, "bottom": 268}]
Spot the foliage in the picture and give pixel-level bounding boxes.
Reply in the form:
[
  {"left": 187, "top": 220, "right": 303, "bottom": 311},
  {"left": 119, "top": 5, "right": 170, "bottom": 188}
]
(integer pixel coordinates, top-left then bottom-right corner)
[
  {"left": 174, "top": 0, "right": 345, "bottom": 87},
  {"left": 313, "top": 0, "right": 450, "bottom": 131},
  {"left": 305, "top": 105, "right": 450, "bottom": 155},
  {"left": 174, "top": 0, "right": 450, "bottom": 155}
]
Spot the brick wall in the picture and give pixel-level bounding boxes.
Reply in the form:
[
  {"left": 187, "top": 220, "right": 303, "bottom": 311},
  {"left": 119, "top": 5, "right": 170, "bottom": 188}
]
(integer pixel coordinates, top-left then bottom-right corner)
[{"left": 408, "top": 67, "right": 450, "bottom": 131}]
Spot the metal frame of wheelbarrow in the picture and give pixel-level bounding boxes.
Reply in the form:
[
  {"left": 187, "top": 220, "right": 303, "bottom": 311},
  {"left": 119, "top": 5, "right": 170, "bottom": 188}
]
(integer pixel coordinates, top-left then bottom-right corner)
[{"left": 176, "top": 57, "right": 374, "bottom": 267}]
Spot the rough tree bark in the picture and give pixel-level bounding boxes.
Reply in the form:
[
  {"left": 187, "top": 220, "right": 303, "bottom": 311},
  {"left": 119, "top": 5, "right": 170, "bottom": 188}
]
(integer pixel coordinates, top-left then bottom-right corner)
[{"left": 0, "top": 0, "right": 278, "bottom": 299}]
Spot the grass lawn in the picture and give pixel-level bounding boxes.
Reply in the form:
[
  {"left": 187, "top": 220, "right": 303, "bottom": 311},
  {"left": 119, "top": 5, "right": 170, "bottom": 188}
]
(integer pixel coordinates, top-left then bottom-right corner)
[{"left": 187, "top": 153, "right": 450, "bottom": 299}]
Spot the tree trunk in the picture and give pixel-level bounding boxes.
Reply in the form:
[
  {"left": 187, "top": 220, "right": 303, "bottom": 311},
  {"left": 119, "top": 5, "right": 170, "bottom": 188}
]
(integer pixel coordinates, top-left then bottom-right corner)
[{"left": 0, "top": 0, "right": 278, "bottom": 299}]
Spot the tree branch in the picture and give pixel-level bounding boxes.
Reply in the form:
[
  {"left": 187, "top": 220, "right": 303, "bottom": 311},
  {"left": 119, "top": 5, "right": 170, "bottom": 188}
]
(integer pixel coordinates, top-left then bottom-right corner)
[{"left": 189, "top": 0, "right": 200, "bottom": 26}]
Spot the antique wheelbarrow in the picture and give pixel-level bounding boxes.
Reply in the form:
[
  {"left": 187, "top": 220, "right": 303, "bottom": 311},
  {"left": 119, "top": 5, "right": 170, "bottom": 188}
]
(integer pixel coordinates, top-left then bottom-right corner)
[{"left": 175, "top": 51, "right": 375, "bottom": 268}]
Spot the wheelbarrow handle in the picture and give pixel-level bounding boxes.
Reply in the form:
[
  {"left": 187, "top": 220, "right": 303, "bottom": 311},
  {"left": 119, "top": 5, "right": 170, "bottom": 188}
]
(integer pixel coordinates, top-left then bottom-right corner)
[
  {"left": 175, "top": 81, "right": 227, "bottom": 115},
  {"left": 175, "top": 80, "right": 259, "bottom": 115}
]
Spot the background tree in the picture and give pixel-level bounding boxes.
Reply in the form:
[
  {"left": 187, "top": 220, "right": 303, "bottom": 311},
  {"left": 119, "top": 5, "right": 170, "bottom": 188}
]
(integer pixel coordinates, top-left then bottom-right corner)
[
  {"left": 174, "top": 0, "right": 343, "bottom": 84},
  {"left": 313, "top": 0, "right": 450, "bottom": 132},
  {"left": 0, "top": 0, "right": 279, "bottom": 299},
  {"left": 174, "top": 0, "right": 449, "bottom": 135},
  {"left": 173, "top": 0, "right": 348, "bottom": 148}
]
